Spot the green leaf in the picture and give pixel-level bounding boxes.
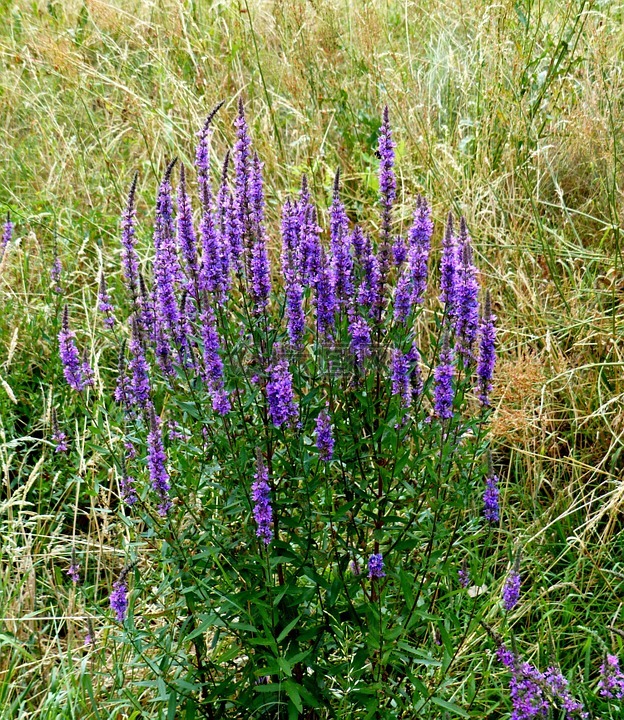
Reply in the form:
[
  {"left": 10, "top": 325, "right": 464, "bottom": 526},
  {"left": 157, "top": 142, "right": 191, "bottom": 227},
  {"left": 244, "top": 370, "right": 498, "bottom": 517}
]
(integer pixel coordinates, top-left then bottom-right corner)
[
  {"left": 431, "top": 696, "right": 470, "bottom": 717},
  {"left": 284, "top": 680, "right": 303, "bottom": 713},
  {"left": 277, "top": 615, "right": 301, "bottom": 644}
]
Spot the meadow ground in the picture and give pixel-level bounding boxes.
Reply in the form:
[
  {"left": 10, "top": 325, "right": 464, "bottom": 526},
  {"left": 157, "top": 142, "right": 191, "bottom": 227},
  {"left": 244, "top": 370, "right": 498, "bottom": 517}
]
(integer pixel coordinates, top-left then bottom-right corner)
[{"left": 0, "top": 0, "right": 623, "bottom": 717}]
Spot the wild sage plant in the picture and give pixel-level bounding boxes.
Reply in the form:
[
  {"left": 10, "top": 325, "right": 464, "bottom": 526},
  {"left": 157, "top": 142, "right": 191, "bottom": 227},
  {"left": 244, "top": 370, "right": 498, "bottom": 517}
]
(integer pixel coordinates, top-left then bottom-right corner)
[{"left": 56, "top": 101, "right": 590, "bottom": 718}]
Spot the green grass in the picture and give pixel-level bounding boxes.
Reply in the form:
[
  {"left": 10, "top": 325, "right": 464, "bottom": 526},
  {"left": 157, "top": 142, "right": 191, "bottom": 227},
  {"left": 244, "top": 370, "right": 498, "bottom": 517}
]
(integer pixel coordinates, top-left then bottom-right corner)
[{"left": 0, "top": 0, "right": 623, "bottom": 717}]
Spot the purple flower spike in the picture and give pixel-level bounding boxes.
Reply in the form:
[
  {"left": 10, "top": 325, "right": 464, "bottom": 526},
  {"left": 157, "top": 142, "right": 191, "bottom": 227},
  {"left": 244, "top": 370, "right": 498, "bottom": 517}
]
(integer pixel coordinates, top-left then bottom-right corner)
[
  {"left": 378, "top": 106, "right": 396, "bottom": 246},
  {"left": 329, "top": 169, "right": 354, "bottom": 306},
  {"left": 458, "top": 565, "right": 470, "bottom": 588},
  {"left": 110, "top": 575, "right": 129, "bottom": 623},
  {"left": 348, "top": 311, "right": 371, "bottom": 368},
  {"left": 391, "top": 348, "right": 412, "bottom": 409},
  {"left": 128, "top": 318, "right": 151, "bottom": 408},
  {"left": 314, "top": 247, "right": 336, "bottom": 339},
  {"left": 406, "top": 344, "right": 423, "bottom": 398},
  {"left": 215, "top": 153, "right": 234, "bottom": 293},
  {"left": 59, "top": 305, "right": 86, "bottom": 392},
  {"left": 281, "top": 200, "right": 305, "bottom": 347},
  {"left": 439, "top": 212, "right": 459, "bottom": 319},
  {"left": 483, "top": 468, "right": 500, "bottom": 523},
  {"left": 195, "top": 101, "right": 223, "bottom": 210},
  {"left": 51, "top": 408, "right": 68, "bottom": 453},
  {"left": 177, "top": 164, "right": 199, "bottom": 285},
  {"left": 249, "top": 154, "right": 271, "bottom": 313},
  {"left": 598, "top": 654, "right": 624, "bottom": 699},
  {"left": 502, "top": 564, "right": 521, "bottom": 611},
  {"left": 200, "top": 302, "right": 230, "bottom": 416},
  {"left": 120, "top": 173, "right": 139, "bottom": 303},
  {"left": 251, "top": 452, "right": 273, "bottom": 544},
  {"left": 234, "top": 99, "right": 252, "bottom": 245},
  {"left": 98, "top": 274, "right": 115, "bottom": 328},
  {"left": 266, "top": 348, "right": 298, "bottom": 428},
  {"left": 299, "top": 204, "right": 322, "bottom": 287},
  {"left": 433, "top": 331, "right": 455, "bottom": 420},
  {"left": 393, "top": 268, "right": 413, "bottom": 322},
  {"left": 455, "top": 217, "right": 480, "bottom": 364},
  {"left": 147, "top": 408, "right": 172, "bottom": 516},
  {"left": 1, "top": 211, "right": 13, "bottom": 261},
  {"left": 358, "top": 234, "right": 381, "bottom": 312},
  {"left": 315, "top": 408, "right": 334, "bottom": 462},
  {"left": 368, "top": 553, "right": 386, "bottom": 579},
  {"left": 408, "top": 195, "right": 433, "bottom": 304},
  {"left": 153, "top": 159, "right": 183, "bottom": 370},
  {"left": 477, "top": 290, "right": 497, "bottom": 406}
]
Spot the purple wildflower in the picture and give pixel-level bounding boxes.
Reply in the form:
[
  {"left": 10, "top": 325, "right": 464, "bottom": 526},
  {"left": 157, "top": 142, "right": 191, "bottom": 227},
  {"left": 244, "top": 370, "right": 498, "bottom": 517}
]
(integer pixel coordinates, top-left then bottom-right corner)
[
  {"left": 350, "top": 559, "right": 362, "bottom": 576},
  {"left": 393, "top": 268, "right": 413, "bottom": 322},
  {"left": 598, "top": 654, "right": 624, "bottom": 699},
  {"left": 484, "top": 470, "right": 500, "bottom": 523},
  {"left": 128, "top": 318, "right": 151, "bottom": 408},
  {"left": 497, "top": 646, "right": 588, "bottom": 720},
  {"left": 455, "top": 218, "right": 480, "bottom": 364},
  {"left": 298, "top": 203, "right": 322, "bottom": 287},
  {"left": 251, "top": 452, "right": 273, "bottom": 544},
  {"left": 110, "top": 575, "right": 129, "bottom": 622},
  {"left": 378, "top": 106, "right": 396, "bottom": 253},
  {"left": 137, "top": 273, "right": 155, "bottom": 338},
  {"left": 67, "top": 562, "right": 80, "bottom": 583},
  {"left": 296, "top": 177, "right": 320, "bottom": 285},
  {"left": 120, "top": 173, "right": 139, "bottom": 303},
  {"left": 125, "top": 441, "right": 136, "bottom": 459},
  {"left": 357, "top": 234, "right": 381, "bottom": 312},
  {"left": 348, "top": 311, "right": 371, "bottom": 368},
  {"left": 391, "top": 347, "right": 412, "bottom": 408},
  {"left": 153, "top": 160, "right": 184, "bottom": 364},
  {"left": 59, "top": 306, "right": 86, "bottom": 392},
  {"left": 351, "top": 224, "right": 366, "bottom": 261},
  {"left": 458, "top": 565, "right": 470, "bottom": 588},
  {"left": 249, "top": 154, "right": 271, "bottom": 313},
  {"left": 215, "top": 152, "right": 234, "bottom": 293},
  {"left": 408, "top": 195, "right": 433, "bottom": 304},
  {"left": 477, "top": 289, "right": 497, "bottom": 406},
  {"left": 80, "top": 351, "right": 94, "bottom": 388},
  {"left": 98, "top": 274, "right": 115, "bottom": 328},
  {"left": 195, "top": 102, "right": 223, "bottom": 210},
  {"left": 51, "top": 255, "right": 62, "bottom": 294},
  {"left": 147, "top": 408, "right": 172, "bottom": 516},
  {"left": 393, "top": 236, "right": 407, "bottom": 265},
  {"left": 406, "top": 344, "right": 423, "bottom": 398},
  {"left": 329, "top": 169, "right": 354, "bottom": 306},
  {"left": 282, "top": 200, "right": 305, "bottom": 347},
  {"left": 266, "top": 349, "right": 298, "bottom": 428},
  {"left": 120, "top": 473, "right": 138, "bottom": 506},
  {"left": 433, "top": 331, "right": 455, "bottom": 420},
  {"left": 200, "top": 302, "right": 230, "bottom": 416},
  {"left": 314, "top": 247, "right": 336, "bottom": 339},
  {"left": 1, "top": 212, "right": 13, "bottom": 261},
  {"left": 177, "top": 164, "right": 199, "bottom": 285},
  {"left": 51, "top": 409, "right": 68, "bottom": 453},
  {"left": 315, "top": 408, "right": 334, "bottom": 462},
  {"left": 439, "top": 212, "right": 459, "bottom": 318},
  {"left": 503, "top": 567, "right": 521, "bottom": 611},
  {"left": 368, "top": 553, "right": 386, "bottom": 579}
]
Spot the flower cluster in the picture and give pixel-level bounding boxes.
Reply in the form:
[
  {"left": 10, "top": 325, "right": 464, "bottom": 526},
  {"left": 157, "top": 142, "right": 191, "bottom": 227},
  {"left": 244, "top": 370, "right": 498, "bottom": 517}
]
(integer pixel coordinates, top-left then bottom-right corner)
[
  {"left": 497, "top": 646, "right": 588, "bottom": 720},
  {"left": 251, "top": 454, "right": 273, "bottom": 544},
  {"left": 598, "top": 654, "right": 624, "bottom": 699}
]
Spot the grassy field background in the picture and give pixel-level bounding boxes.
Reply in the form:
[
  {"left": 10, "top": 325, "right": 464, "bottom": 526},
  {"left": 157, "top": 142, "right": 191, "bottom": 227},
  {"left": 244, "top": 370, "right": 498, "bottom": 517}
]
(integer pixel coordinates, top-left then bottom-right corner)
[{"left": 0, "top": 0, "right": 623, "bottom": 717}]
